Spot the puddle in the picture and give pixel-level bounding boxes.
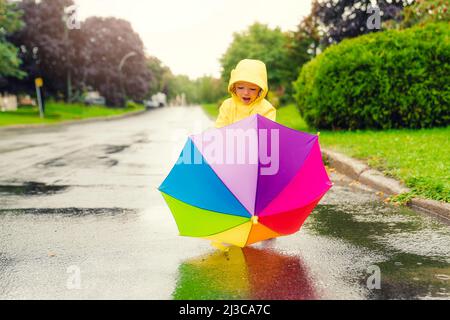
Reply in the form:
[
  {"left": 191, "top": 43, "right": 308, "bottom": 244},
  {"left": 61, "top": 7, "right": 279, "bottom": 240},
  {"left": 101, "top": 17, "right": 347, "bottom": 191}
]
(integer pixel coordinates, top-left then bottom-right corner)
[
  {"left": 135, "top": 138, "right": 151, "bottom": 144},
  {"left": 104, "top": 145, "right": 129, "bottom": 154},
  {"left": 0, "top": 142, "right": 51, "bottom": 154},
  {"left": 0, "top": 253, "right": 14, "bottom": 270},
  {"left": 0, "top": 182, "right": 68, "bottom": 196},
  {"left": 366, "top": 252, "right": 450, "bottom": 300},
  {"left": 106, "top": 159, "right": 119, "bottom": 167},
  {"left": 38, "top": 157, "right": 67, "bottom": 167},
  {"left": 32, "top": 144, "right": 126, "bottom": 169},
  {"left": 0, "top": 252, "right": 15, "bottom": 297},
  {"left": 306, "top": 203, "right": 423, "bottom": 250},
  {"left": 0, "top": 207, "right": 135, "bottom": 216},
  {"left": 307, "top": 203, "right": 450, "bottom": 299}
]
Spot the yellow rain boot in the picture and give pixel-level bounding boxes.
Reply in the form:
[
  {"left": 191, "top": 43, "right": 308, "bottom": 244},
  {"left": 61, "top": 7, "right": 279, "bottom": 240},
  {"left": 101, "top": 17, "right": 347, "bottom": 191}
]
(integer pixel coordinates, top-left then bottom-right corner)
[{"left": 210, "top": 240, "right": 230, "bottom": 252}]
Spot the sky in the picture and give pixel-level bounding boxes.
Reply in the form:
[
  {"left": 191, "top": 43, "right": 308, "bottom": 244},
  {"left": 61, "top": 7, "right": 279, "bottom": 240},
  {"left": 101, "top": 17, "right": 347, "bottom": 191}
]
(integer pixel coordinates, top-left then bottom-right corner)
[{"left": 74, "top": 0, "right": 312, "bottom": 79}]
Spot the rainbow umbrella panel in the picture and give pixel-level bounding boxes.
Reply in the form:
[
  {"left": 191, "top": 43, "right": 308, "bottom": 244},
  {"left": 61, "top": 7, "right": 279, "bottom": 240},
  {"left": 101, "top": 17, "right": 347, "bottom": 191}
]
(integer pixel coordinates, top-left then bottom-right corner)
[{"left": 158, "top": 114, "right": 332, "bottom": 247}]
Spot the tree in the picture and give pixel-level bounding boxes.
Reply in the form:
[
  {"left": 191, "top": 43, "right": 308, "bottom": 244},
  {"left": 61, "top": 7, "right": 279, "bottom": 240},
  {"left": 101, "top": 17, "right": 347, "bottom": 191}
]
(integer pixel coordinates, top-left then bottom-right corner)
[
  {"left": 220, "top": 23, "right": 291, "bottom": 98},
  {"left": 401, "top": 0, "right": 449, "bottom": 28},
  {"left": 165, "top": 74, "right": 197, "bottom": 104},
  {"left": 194, "top": 76, "right": 226, "bottom": 104},
  {"left": 6, "top": 1, "right": 151, "bottom": 106},
  {"left": 0, "top": 0, "right": 25, "bottom": 80},
  {"left": 286, "top": 0, "right": 322, "bottom": 100},
  {"left": 82, "top": 17, "right": 152, "bottom": 106},
  {"left": 147, "top": 55, "right": 172, "bottom": 97},
  {"left": 314, "top": 0, "right": 414, "bottom": 46},
  {"left": 146, "top": 57, "right": 225, "bottom": 105},
  {"left": 7, "top": 0, "right": 85, "bottom": 99}
]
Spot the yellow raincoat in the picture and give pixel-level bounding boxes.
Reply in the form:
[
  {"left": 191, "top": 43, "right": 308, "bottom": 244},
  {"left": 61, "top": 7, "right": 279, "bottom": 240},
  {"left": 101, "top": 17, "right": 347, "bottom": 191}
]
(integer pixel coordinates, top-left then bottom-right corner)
[{"left": 215, "top": 59, "right": 276, "bottom": 128}]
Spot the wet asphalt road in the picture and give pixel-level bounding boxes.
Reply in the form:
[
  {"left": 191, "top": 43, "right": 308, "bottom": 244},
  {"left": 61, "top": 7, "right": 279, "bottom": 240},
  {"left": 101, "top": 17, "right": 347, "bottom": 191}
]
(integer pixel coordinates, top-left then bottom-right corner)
[{"left": 0, "top": 106, "right": 449, "bottom": 300}]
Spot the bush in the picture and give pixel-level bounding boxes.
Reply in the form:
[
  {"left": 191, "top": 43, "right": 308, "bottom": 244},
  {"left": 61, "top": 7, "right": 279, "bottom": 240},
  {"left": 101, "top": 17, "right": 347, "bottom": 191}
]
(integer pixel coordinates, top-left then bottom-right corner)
[
  {"left": 126, "top": 101, "right": 144, "bottom": 110},
  {"left": 293, "top": 23, "right": 450, "bottom": 130}
]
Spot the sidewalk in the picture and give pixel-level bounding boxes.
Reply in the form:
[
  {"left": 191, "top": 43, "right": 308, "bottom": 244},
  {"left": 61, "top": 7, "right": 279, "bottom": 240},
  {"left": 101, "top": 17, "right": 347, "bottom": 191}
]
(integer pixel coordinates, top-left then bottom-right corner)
[
  {"left": 322, "top": 148, "right": 450, "bottom": 222},
  {"left": 0, "top": 109, "right": 148, "bottom": 132}
]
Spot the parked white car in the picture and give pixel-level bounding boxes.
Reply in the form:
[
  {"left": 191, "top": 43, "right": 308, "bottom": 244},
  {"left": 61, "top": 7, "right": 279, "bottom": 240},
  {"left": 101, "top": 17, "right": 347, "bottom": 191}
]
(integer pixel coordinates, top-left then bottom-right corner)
[
  {"left": 145, "top": 92, "right": 167, "bottom": 109},
  {"left": 144, "top": 100, "right": 159, "bottom": 108},
  {"left": 84, "top": 91, "right": 106, "bottom": 106}
]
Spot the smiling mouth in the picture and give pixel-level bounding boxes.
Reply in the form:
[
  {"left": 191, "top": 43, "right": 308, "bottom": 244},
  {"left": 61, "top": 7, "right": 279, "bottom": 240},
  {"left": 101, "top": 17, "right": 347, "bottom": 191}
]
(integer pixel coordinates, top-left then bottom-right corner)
[{"left": 242, "top": 97, "right": 251, "bottom": 103}]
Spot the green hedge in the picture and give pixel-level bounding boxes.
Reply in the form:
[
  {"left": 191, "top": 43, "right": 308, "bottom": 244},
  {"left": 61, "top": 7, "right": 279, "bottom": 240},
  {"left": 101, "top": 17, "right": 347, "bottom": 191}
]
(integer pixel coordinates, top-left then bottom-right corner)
[{"left": 293, "top": 23, "right": 450, "bottom": 130}]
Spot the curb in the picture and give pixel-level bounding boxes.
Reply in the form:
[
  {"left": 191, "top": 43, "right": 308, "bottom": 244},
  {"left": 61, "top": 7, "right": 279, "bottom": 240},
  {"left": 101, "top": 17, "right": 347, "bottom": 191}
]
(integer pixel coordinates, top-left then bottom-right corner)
[
  {"left": 321, "top": 148, "right": 450, "bottom": 221},
  {"left": 0, "top": 109, "right": 148, "bottom": 132},
  {"left": 409, "top": 198, "right": 450, "bottom": 222}
]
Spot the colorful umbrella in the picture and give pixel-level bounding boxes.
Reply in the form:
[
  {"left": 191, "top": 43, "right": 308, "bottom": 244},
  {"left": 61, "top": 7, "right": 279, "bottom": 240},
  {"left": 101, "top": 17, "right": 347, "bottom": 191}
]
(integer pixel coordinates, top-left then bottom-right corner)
[
  {"left": 172, "top": 246, "right": 318, "bottom": 300},
  {"left": 159, "top": 114, "right": 332, "bottom": 247}
]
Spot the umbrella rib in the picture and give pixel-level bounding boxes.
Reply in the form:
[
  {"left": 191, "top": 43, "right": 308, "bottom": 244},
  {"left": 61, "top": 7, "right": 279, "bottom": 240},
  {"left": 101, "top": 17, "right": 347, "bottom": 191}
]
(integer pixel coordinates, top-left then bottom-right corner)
[
  {"left": 260, "top": 114, "right": 319, "bottom": 138},
  {"left": 160, "top": 191, "right": 250, "bottom": 218},
  {"left": 256, "top": 138, "right": 327, "bottom": 215},
  {"left": 160, "top": 137, "right": 252, "bottom": 218},
  {"left": 253, "top": 116, "right": 261, "bottom": 216},
  {"left": 189, "top": 137, "right": 253, "bottom": 218},
  {"left": 199, "top": 219, "right": 250, "bottom": 238},
  {"left": 243, "top": 223, "right": 253, "bottom": 247},
  {"left": 255, "top": 118, "right": 316, "bottom": 215}
]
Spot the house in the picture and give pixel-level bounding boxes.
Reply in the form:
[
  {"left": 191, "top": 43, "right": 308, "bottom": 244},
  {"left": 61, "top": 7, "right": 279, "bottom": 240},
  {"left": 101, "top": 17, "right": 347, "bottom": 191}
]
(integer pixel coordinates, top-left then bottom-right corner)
[{"left": 0, "top": 94, "right": 18, "bottom": 112}]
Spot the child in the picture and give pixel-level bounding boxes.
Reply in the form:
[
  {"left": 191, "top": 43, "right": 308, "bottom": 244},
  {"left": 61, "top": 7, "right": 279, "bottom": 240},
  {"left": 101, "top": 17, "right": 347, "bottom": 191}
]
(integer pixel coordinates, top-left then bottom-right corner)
[
  {"left": 211, "top": 59, "right": 276, "bottom": 252},
  {"left": 215, "top": 59, "right": 276, "bottom": 128}
]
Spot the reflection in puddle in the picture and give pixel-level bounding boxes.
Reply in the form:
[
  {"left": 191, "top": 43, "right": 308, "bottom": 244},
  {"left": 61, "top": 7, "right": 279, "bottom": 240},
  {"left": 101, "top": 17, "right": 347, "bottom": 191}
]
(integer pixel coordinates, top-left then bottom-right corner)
[
  {"left": 173, "top": 246, "right": 317, "bottom": 300},
  {"left": 0, "top": 182, "right": 68, "bottom": 195}
]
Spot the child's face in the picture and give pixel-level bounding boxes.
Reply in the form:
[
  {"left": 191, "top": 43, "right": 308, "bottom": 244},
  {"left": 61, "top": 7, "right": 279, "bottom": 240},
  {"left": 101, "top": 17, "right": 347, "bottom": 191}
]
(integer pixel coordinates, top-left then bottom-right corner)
[{"left": 234, "top": 81, "right": 261, "bottom": 105}]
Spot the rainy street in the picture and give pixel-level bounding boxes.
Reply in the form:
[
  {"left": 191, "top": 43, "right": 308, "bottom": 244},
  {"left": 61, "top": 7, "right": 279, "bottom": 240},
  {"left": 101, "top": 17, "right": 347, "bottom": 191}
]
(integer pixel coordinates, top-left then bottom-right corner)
[{"left": 0, "top": 106, "right": 449, "bottom": 300}]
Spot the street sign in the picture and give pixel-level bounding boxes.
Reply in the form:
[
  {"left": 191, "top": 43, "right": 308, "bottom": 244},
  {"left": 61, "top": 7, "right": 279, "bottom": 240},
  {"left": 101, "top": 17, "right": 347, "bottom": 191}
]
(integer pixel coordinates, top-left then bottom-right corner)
[
  {"left": 35, "top": 78, "right": 43, "bottom": 88},
  {"left": 34, "top": 78, "right": 44, "bottom": 118}
]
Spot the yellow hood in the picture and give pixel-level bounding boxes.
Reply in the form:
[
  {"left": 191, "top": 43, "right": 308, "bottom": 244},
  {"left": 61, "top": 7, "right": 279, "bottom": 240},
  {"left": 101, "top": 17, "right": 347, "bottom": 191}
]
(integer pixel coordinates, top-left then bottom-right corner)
[
  {"left": 228, "top": 59, "right": 268, "bottom": 106},
  {"left": 215, "top": 59, "right": 276, "bottom": 128}
]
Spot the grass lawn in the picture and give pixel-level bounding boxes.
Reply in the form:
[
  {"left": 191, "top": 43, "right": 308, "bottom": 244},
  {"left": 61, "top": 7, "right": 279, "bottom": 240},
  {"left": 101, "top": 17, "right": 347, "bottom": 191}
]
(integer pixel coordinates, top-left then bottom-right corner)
[
  {"left": 0, "top": 101, "right": 145, "bottom": 127},
  {"left": 202, "top": 102, "right": 310, "bottom": 132},
  {"left": 318, "top": 126, "right": 449, "bottom": 203},
  {"left": 202, "top": 103, "right": 449, "bottom": 203},
  {"left": 202, "top": 103, "right": 220, "bottom": 119}
]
